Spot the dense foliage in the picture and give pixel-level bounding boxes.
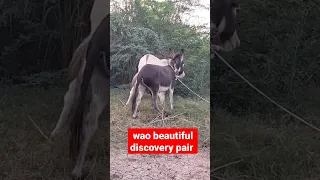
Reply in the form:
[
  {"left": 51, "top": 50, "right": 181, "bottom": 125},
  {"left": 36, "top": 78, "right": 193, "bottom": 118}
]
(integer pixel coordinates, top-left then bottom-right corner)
[
  {"left": 110, "top": 0, "right": 210, "bottom": 96},
  {"left": 0, "top": 0, "right": 93, "bottom": 85},
  {"left": 2, "top": 0, "right": 319, "bottom": 113},
  {"left": 1, "top": 0, "right": 210, "bottom": 96},
  {"left": 213, "top": 0, "right": 320, "bottom": 114}
]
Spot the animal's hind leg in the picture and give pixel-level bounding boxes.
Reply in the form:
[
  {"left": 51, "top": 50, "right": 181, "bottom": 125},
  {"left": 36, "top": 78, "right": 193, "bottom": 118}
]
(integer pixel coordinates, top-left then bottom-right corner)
[
  {"left": 132, "top": 85, "right": 146, "bottom": 119},
  {"left": 71, "top": 75, "right": 108, "bottom": 178},
  {"left": 51, "top": 79, "right": 77, "bottom": 139},
  {"left": 169, "top": 86, "right": 174, "bottom": 113},
  {"left": 151, "top": 88, "right": 161, "bottom": 114}
]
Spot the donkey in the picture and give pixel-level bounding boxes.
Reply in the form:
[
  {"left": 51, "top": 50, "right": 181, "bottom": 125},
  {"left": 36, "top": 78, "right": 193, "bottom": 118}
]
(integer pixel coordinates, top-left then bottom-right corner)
[
  {"left": 131, "top": 49, "right": 185, "bottom": 119},
  {"left": 212, "top": 0, "right": 241, "bottom": 52},
  {"left": 125, "top": 50, "right": 180, "bottom": 105}
]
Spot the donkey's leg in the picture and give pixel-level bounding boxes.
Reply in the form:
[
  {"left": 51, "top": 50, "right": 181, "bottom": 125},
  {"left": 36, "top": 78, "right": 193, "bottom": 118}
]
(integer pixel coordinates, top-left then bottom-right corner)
[
  {"left": 132, "top": 85, "right": 146, "bottom": 119},
  {"left": 158, "top": 92, "right": 166, "bottom": 107},
  {"left": 71, "top": 72, "right": 108, "bottom": 178},
  {"left": 158, "top": 92, "right": 167, "bottom": 118},
  {"left": 51, "top": 79, "right": 78, "bottom": 139},
  {"left": 169, "top": 87, "right": 174, "bottom": 113},
  {"left": 151, "top": 88, "right": 161, "bottom": 114},
  {"left": 71, "top": 93, "right": 105, "bottom": 178}
]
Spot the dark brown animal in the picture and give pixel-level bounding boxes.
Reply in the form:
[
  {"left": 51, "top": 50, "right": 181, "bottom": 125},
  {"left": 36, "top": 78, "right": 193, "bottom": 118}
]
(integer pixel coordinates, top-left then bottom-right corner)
[
  {"left": 212, "top": 0, "right": 240, "bottom": 52},
  {"left": 131, "top": 49, "right": 185, "bottom": 119},
  {"left": 126, "top": 49, "right": 183, "bottom": 106}
]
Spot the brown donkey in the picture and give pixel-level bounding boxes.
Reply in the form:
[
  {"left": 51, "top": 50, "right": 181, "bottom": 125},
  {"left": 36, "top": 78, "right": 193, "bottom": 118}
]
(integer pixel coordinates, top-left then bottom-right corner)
[
  {"left": 212, "top": 0, "right": 241, "bottom": 52},
  {"left": 132, "top": 49, "right": 185, "bottom": 119}
]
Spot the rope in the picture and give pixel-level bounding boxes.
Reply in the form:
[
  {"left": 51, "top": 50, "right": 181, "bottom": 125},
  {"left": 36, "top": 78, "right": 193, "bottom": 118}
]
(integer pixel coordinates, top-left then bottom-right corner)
[
  {"left": 176, "top": 78, "right": 210, "bottom": 104},
  {"left": 213, "top": 49, "right": 320, "bottom": 132}
]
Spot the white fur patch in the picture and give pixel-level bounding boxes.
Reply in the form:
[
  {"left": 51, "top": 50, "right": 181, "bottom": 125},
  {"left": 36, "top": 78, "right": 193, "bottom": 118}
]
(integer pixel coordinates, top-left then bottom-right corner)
[
  {"left": 217, "top": 16, "right": 226, "bottom": 34},
  {"left": 177, "top": 72, "right": 185, "bottom": 79},
  {"left": 221, "top": 30, "right": 240, "bottom": 52},
  {"left": 138, "top": 54, "right": 169, "bottom": 72},
  {"left": 159, "top": 85, "right": 170, "bottom": 92}
]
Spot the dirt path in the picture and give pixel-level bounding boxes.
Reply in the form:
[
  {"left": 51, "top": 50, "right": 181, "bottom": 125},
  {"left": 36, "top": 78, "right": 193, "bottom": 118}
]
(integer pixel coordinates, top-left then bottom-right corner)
[{"left": 110, "top": 146, "right": 210, "bottom": 180}]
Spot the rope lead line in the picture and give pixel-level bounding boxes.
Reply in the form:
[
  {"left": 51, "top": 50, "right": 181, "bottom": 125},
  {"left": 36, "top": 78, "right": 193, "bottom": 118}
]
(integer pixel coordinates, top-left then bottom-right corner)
[
  {"left": 177, "top": 78, "right": 210, "bottom": 104},
  {"left": 213, "top": 49, "right": 320, "bottom": 132}
]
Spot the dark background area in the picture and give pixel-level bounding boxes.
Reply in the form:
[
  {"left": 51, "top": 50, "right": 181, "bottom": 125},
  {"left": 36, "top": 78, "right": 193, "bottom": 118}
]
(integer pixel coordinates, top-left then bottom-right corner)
[
  {"left": 0, "top": 0, "right": 94, "bottom": 86},
  {"left": 213, "top": 0, "right": 320, "bottom": 115},
  {"left": 1, "top": 0, "right": 320, "bottom": 179},
  {"left": 212, "top": 0, "right": 320, "bottom": 179}
]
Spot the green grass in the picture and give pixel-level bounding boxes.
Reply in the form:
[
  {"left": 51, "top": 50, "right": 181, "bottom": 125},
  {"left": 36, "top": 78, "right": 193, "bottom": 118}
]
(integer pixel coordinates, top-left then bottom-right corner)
[
  {"left": 110, "top": 88, "right": 210, "bottom": 149},
  {"left": 1, "top": 85, "right": 319, "bottom": 180},
  {"left": 0, "top": 85, "right": 210, "bottom": 179},
  {"left": 212, "top": 95, "right": 320, "bottom": 179},
  {"left": 0, "top": 85, "right": 109, "bottom": 179}
]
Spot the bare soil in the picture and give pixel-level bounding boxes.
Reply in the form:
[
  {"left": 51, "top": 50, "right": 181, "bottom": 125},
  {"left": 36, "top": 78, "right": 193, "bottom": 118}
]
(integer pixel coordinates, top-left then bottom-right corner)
[{"left": 110, "top": 145, "right": 210, "bottom": 180}]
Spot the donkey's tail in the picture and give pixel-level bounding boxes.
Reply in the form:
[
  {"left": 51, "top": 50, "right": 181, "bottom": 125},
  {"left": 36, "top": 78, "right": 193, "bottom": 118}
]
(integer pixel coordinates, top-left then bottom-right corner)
[
  {"left": 130, "top": 73, "right": 138, "bottom": 87},
  {"left": 132, "top": 75, "right": 141, "bottom": 113},
  {"left": 69, "top": 47, "right": 95, "bottom": 162},
  {"left": 68, "top": 35, "right": 91, "bottom": 81}
]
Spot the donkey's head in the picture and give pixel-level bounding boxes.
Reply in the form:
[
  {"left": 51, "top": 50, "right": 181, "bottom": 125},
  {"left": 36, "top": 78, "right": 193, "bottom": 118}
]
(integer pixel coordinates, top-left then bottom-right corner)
[
  {"left": 169, "top": 49, "right": 185, "bottom": 79},
  {"left": 212, "top": 0, "right": 240, "bottom": 52}
]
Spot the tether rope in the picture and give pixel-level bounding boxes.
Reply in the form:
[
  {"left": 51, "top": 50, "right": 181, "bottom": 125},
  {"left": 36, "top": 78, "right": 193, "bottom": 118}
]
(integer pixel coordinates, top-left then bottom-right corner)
[
  {"left": 213, "top": 49, "right": 320, "bottom": 132},
  {"left": 176, "top": 78, "right": 210, "bottom": 104}
]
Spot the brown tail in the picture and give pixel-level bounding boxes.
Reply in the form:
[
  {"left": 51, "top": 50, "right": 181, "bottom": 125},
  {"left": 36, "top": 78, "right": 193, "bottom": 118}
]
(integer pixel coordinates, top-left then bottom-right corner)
[{"left": 69, "top": 43, "right": 100, "bottom": 162}]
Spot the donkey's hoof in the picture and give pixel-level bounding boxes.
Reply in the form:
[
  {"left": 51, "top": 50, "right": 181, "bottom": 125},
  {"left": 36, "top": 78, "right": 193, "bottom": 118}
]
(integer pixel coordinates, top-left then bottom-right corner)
[
  {"left": 50, "top": 131, "right": 57, "bottom": 141},
  {"left": 132, "top": 114, "right": 137, "bottom": 119},
  {"left": 71, "top": 169, "right": 82, "bottom": 180},
  {"left": 169, "top": 110, "right": 174, "bottom": 115}
]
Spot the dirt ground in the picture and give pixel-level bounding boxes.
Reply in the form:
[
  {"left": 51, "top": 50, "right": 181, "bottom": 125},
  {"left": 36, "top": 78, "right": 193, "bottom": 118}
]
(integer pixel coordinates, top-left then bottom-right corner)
[
  {"left": 110, "top": 145, "right": 210, "bottom": 180},
  {"left": 110, "top": 89, "right": 210, "bottom": 180}
]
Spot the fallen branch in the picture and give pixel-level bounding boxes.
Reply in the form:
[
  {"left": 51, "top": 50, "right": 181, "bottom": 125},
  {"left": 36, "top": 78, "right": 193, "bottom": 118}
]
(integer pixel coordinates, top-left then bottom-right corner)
[
  {"left": 148, "top": 112, "right": 185, "bottom": 125},
  {"left": 27, "top": 115, "right": 53, "bottom": 144},
  {"left": 211, "top": 159, "right": 243, "bottom": 172},
  {"left": 118, "top": 98, "right": 125, "bottom": 106}
]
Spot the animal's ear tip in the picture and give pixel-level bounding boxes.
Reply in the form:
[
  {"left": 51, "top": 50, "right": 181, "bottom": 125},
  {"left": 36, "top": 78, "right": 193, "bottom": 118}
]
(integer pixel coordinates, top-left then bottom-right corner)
[{"left": 181, "top": 49, "right": 184, "bottom": 53}]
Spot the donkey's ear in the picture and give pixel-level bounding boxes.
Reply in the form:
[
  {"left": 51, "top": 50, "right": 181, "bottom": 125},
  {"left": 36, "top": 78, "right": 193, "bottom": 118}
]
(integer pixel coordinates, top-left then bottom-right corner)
[
  {"left": 169, "top": 48, "right": 172, "bottom": 52},
  {"left": 180, "top": 49, "right": 184, "bottom": 54}
]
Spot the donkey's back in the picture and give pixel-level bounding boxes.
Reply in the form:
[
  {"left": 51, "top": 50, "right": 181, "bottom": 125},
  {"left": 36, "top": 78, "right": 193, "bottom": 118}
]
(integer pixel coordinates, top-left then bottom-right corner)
[
  {"left": 138, "top": 54, "right": 168, "bottom": 72},
  {"left": 137, "top": 64, "right": 175, "bottom": 88}
]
